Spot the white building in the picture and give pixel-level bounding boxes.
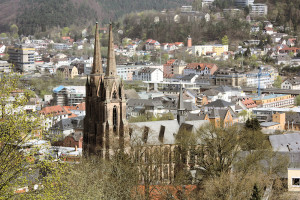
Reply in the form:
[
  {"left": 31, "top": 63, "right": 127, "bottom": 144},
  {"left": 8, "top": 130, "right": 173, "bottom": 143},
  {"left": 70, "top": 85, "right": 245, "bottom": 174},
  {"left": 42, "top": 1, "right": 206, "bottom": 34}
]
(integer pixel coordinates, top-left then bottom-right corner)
[
  {"left": 245, "top": 72, "right": 273, "bottom": 88},
  {"left": 117, "top": 65, "right": 163, "bottom": 81},
  {"left": 202, "top": 0, "right": 215, "bottom": 7},
  {"left": 281, "top": 77, "right": 300, "bottom": 90},
  {"left": 132, "top": 67, "right": 163, "bottom": 82},
  {"left": 0, "top": 44, "right": 6, "bottom": 53},
  {"left": 235, "top": 0, "right": 254, "bottom": 7},
  {"left": 251, "top": 4, "right": 268, "bottom": 16}
]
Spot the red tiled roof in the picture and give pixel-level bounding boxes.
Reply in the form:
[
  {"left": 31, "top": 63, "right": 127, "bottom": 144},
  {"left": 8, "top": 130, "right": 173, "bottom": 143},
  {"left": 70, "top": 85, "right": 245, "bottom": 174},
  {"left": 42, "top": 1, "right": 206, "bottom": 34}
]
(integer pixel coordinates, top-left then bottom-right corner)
[
  {"left": 240, "top": 98, "right": 257, "bottom": 109},
  {"left": 164, "top": 59, "right": 176, "bottom": 66},
  {"left": 75, "top": 102, "right": 85, "bottom": 111},
  {"left": 185, "top": 63, "right": 217, "bottom": 70},
  {"left": 40, "top": 105, "right": 69, "bottom": 116}
]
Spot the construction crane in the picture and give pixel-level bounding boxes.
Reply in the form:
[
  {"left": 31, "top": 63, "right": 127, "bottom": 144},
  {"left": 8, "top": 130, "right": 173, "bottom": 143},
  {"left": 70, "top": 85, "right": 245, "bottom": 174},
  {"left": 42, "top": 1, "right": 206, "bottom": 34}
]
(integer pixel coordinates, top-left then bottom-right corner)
[{"left": 257, "top": 66, "right": 263, "bottom": 97}]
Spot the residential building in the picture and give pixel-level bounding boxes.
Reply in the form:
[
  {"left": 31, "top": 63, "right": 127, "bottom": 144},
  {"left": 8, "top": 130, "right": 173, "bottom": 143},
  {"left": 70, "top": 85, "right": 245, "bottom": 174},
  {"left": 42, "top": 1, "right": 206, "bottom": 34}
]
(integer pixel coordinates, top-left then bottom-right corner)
[
  {"left": 7, "top": 44, "right": 35, "bottom": 72},
  {"left": 215, "top": 68, "right": 246, "bottom": 87},
  {"left": 163, "top": 59, "right": 186, "bottom": 75},
  {"left": 245, "top": 70, "right": 273, "bottom": 88},
  {"left": 145, "top": 39, "right": 160, "bottom": 51},
  {"left": 0, "top": 61, "right": 11, "bottom": 73},
  {"left": 183, "top": 63, "right": 218, "bottom": 75},
  {"left": 57, "top": 66, "right": 79, "bottom": 79},
  {"left": 117, "top": 65, "right": 163, "bottom": 81},
  {"left": 132, "top": 67, "right": 163, "bottom": 82},
  {"left": 52, "top": 86, "right": 85, "bottom": 106},
  {"left": 235, "top": 0, "right": 254, "bottom": 7},
  {"left": 253, "top": 94, "right": 294, "bottom": 108},
  {"left": 288, "top": 168, "right": 300, "bottom": 192},
  {"left": 0, "top": 44, "right": 6, "bottom": 53},
  {"left": 202, "top": 0, "right": 214, "bottom": 7},
  {"left": 281, "top": 77, "right": 300, "bottom": 90},
  {"left": 192, "top": 44, "right": 228, "bottom": 56},
  {"left": 250, "top": 4, "right": 268, "bottom": 16}
]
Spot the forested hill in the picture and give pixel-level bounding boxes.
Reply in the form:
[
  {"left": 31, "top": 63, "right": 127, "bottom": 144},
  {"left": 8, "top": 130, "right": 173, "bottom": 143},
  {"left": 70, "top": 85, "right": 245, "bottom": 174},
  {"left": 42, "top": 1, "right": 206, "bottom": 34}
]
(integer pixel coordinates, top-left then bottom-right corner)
[{"left": 0, "top": 0, "right": 193, "bottom": 35}]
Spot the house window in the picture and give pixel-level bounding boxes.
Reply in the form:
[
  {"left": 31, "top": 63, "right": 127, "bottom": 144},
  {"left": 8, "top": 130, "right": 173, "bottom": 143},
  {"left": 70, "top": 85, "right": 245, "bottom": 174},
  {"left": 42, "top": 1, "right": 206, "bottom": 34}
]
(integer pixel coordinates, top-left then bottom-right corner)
[
  {"left": 292, "top": 178, "right": 300, "bottom": 186},
  {"left": 113, "top": 106, "right": 117, "bottom": 133}
]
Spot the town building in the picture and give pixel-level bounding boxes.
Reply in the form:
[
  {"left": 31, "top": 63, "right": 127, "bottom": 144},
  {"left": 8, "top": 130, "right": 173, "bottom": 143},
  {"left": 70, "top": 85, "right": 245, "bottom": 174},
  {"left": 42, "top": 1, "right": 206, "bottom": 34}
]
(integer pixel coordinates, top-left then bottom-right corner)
[
  {"left": 281, "top": 77, "right": 300, "bottom": 90},
  {"left": 253, "top": 94, "right": 294, "bottom": 108},
  {"left": 234, "top": 0, "right": 254, "bottom": 7},
  {"left": 215, "top": 68, "right": 246, "bottom": 87},
  {"left": 250, "top": 4, "right": 268, "bottom": 15},
  {"left": 183, "top": 63, "right": 218, "bottom": 75},
  {"left": 52, "top": 86, "right": 85, "bottom": 106},
  {"left": 132, "top": 67, "right": 163, "bottom": 82},
  {"left": 192, "top": 44, "right": 228, "bottom": 56},
  {"left": 163, "top": 59, "right": 186, "bottom": 76},
  {"left": 117, "top": 65, "right": 163, "bottom": 81},
  {"left": 7, "top": 44, "right": 35, "bottom": 72}
]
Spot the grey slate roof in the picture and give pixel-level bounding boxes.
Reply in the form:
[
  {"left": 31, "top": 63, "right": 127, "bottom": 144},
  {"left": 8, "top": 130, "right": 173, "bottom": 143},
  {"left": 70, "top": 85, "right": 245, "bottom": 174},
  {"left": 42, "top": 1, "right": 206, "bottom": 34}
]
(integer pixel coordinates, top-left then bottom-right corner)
[
  {"left": 202, "top": 89, "right": 221, "bottom": 96},
  {"left": 130, "top": 120, "right": 208, "bottom": 145},
  {"left": 260, "top": 122, "right": 280, "bottom": 127},
  {"left": 269, "top": 133, "right": 300, "bottom": 152},
  {"left": 50, "top": 116, "right": 84, "bottom": 131},
  {"left": 204, "top": 99, "right": 234, "bottom": 108}
]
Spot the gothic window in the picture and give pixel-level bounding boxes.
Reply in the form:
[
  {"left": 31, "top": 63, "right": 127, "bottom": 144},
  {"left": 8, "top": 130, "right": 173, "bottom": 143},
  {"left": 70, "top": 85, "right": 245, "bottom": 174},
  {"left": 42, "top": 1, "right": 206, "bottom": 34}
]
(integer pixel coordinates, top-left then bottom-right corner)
[
  {"left": 112, "top": 90, "right": 117, "bottom": 99},
  {"left": 113, "top": 106, "right": 117, "bottom": 133}
]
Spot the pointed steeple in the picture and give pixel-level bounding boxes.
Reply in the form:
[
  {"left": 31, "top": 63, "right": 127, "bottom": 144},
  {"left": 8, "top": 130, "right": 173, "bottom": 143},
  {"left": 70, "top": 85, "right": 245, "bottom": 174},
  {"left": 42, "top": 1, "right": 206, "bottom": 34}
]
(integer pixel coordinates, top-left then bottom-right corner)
[
  {"left": 177, "top": 83, "right": 185, "bottom": 125},
  {"left": 92, "top": 22, "right": 103, "bottom": 75},
  {"left": 105, "top": 23, "right": 117, "bottom": 77},
  {"left": 178, "top": 83, "right": 185, "bottom": 111}
]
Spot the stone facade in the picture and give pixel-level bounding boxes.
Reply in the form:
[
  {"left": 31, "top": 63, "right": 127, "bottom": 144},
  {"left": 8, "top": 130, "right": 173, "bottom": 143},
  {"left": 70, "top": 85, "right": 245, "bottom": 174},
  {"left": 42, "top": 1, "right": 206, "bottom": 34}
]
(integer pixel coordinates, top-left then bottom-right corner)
[{"left": 84, "top": 23, "right": 129, "bottom": 159}]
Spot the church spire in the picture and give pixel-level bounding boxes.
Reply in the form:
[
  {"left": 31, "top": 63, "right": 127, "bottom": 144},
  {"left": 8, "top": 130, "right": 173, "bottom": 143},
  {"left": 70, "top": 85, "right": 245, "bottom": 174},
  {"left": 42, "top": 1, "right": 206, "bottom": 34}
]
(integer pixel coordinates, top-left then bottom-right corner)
[
  {"left": 92, "top": 22, "right": 103, "bottom": 75},
  {"left": 178, "top": 83, "right": 185, "bottom": 111},
  {"left": 105, "top": 23, "right": 117, "bottom": 77},
  {"left": 177, "top": 83, "right": 185, "bottom": 125}
]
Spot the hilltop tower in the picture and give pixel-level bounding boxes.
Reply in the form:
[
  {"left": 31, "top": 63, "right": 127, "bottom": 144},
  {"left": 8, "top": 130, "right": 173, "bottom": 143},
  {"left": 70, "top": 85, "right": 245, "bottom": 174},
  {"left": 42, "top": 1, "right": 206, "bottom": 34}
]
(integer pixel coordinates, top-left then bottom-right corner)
[{"left": 84, "top": 23, "right": 129, "bottom": 159}]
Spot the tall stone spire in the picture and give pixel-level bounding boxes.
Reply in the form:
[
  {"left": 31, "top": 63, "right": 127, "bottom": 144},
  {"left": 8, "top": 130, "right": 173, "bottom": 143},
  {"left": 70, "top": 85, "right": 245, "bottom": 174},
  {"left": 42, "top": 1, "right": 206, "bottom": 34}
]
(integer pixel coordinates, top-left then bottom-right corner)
[
  {"left": 92, "top": 22, "right": 103, "bottom": 75},
  {"left": 105, "top": 23, "right": 117, "bottom": 77},
  {"left": 177, "top": 83, "right": 185, "bottom": 125}
]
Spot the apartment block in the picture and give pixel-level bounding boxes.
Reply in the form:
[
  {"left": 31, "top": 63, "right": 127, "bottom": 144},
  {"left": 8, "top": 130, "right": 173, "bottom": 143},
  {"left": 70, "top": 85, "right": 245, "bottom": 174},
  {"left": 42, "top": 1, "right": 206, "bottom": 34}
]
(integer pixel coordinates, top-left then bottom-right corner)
[{"left": 8, "top": 44, "right": 35, "bottom": 72}]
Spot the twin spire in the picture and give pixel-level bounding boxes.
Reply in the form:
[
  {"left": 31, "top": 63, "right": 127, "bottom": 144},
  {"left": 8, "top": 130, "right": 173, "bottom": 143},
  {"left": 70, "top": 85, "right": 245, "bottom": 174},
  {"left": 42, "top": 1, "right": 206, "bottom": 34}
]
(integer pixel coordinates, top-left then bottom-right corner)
[{"left": 91, "top": 22, "right": 116, "bottom": 77}]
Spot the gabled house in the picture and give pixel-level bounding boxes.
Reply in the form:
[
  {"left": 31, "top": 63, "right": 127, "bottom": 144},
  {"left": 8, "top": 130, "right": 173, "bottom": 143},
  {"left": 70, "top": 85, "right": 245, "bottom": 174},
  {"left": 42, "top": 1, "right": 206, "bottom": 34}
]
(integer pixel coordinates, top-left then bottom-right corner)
[
  {"left": 145, "top": 39, "right": 160, "bottom": 51},
  {"left": 281, "top": 77, "right": 300, "bottom": 90},
  {"left": 183, "top": 63, "right": 218, "bottom": 75}
]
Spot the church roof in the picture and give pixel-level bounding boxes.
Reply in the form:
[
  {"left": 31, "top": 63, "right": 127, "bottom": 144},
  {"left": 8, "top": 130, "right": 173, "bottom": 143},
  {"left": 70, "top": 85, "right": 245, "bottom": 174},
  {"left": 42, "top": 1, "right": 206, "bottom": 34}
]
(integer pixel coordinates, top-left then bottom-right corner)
[{"left": 130, "top": 120, "right": 208, "bottom": 145}]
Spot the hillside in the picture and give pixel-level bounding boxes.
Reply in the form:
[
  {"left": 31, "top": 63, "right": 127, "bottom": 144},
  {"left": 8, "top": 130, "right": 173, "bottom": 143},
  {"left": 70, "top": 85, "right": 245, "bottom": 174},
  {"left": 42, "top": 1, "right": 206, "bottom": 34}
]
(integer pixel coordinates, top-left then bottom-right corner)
[{"left": 0, "top": 0, "right": 193, "bottom": 35}]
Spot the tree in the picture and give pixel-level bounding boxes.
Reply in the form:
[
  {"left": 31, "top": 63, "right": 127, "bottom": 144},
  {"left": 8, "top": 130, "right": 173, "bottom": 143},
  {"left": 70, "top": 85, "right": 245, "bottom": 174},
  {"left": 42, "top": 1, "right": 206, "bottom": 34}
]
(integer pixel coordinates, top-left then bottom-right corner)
[
  {"left": 0, "top": 73, "right": 67, "bottom": 198},
  {"left": 295, "top": 95, "right": 300, "bottom": 106},
  {"left": 245, "top": 118, "right": 261, "bottom": 131},
  {"left": 221, "top": 35, "right": 229, "bottom": 45},
  {"left": 10, "top": 24, "right": 18, "bottom": 38},
  {"left": 273, "top": 76, "right": 283, "bottom": 88},
  {"left": 61, "top": 27, "right": 70, "bottom": 37},
  {"left": 0, "top": 33, "right": 7, "bottom": 38}
]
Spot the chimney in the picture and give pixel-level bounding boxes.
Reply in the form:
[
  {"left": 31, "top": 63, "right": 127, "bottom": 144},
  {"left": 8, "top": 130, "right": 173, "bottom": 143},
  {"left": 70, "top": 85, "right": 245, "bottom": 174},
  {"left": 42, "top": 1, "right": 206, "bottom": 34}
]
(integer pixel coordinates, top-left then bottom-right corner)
[{"left": 187, "top": 35, "right": 192, "bottom": 48}]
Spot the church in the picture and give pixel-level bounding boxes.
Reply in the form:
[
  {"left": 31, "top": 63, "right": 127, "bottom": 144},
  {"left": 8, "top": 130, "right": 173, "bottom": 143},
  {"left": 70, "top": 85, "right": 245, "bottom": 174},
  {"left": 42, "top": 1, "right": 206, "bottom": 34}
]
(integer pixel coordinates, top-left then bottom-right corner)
[{"left": 84, "top": 22, "right": 208, "bottom": 182}]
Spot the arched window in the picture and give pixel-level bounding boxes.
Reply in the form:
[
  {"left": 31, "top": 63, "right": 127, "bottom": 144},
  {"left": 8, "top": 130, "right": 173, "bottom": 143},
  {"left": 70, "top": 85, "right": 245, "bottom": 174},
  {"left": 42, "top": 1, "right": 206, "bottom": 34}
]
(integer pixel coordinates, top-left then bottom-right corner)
[
  {"left": 113, "top": 106, "right": 117, "bottom": 133},
  {"left": 112, "top": 90, "right": 117, "bottom": 99}
]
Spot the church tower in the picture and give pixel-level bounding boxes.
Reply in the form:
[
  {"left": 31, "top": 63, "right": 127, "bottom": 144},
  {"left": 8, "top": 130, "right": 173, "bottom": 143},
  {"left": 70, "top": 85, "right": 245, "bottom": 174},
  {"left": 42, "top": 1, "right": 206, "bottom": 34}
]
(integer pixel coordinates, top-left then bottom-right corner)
[{"left": 84, "top": 23, "right": 129, "bottom": 159}]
